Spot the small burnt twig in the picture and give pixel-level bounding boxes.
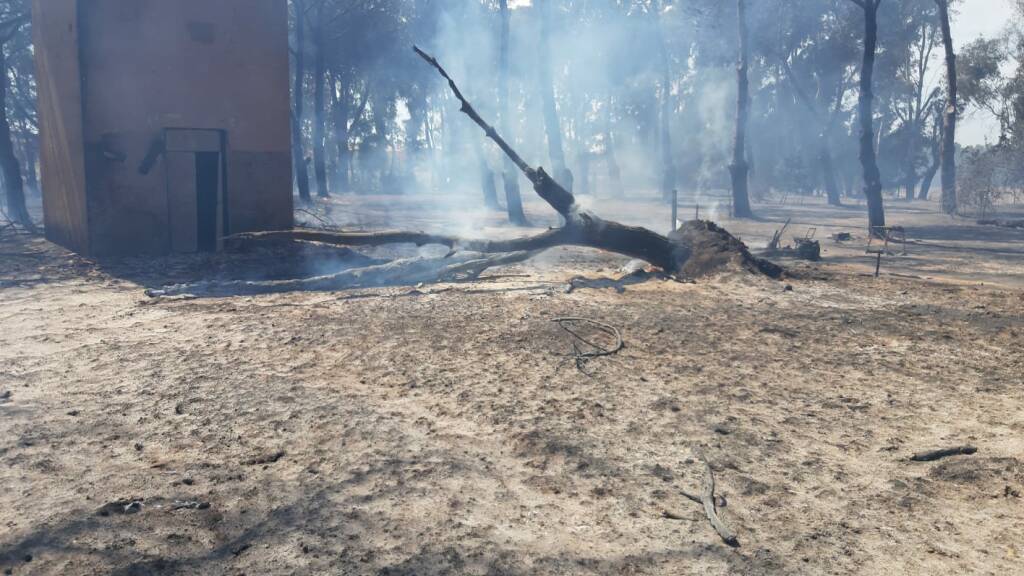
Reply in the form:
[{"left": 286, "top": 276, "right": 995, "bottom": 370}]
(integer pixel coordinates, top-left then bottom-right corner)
[
  {"left": 0, "top": 206, "right": 37, "bottom": 235},
  {"left": 662, "top": 450, "right": 739, "bottom": 548},
  {"left": 243, "top": 450, "right": 286, "bottom": 466},
  {"left": 551, "top": 317, "right": 623, "bottom": 371},
  {"left": 295, "top": 207, "right": 333, "bottom": 228},
  {"left": 679, "top": 490, "right": 702, "bottom": 505},
  {"left": 696, "top": 450, "right": 739, "bottom": 547},
  {"left": 909, "top": 445, "right": 977, "bottom": 462}
]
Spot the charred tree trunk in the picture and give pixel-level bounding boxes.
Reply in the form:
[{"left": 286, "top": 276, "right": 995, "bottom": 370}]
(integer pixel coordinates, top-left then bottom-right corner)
[
  {"left": 407, "top": 47, "right": 782, "bottom": 278},
  {"left": 479, "top": 155, "right": 500, "bottom": 209},
  {"left": 901, "top": 115, "right": 918, "bottom": 201},
  {"left": 918, "top": 110, "right": 941, "bottom": 200},
  {"left": 312, "top": 6, "right": 329, "bottom": 199},
  {"left": 537, "top": 0, "right": 572, "bottom": 192},
  {"left": 404, "top": 90, "right": 426, "bottom": 190},
  {"left": 818, "top": 145, "right": 841, "bottom": 206},
  {"left": 346, "top": 89, "right": 370, "bottom": 192},
  {"left": 0, "top": 43, "right": 30, "bottom": 227},
  {"left": 576, "top": 150, "right": 591, "bottom": 196},
  {"left": 918, "top": 151, "right": 940, "bottom": 200},
  {"left": 655, "top": 6, "right": 676, "bottom": 204},
  {"left": 291, "top": 0, "right": 312, "bottom": 203},
  {"left": 332, "top": 75, "right": 351, "bottom": 193},
  {"left": 370, "top": 92, "right": 392, "bottom": 192},
  {"left": 22, "top": 135, "right": 37, "bottom": 193},
  {"left": 498, "top": 0, "right": 528, "bottom": 226},
  {"left": 414, "top": 51, "right": 626, "bottom": 241},
  {"left": 851, "top": 0, "right": 885, "bottom": 232},
  {"left": 729, "top": 0, "right": 753, "bottom": 218},
  {"left": 935, "top": 0, "right": 958, "bottom": 214}
]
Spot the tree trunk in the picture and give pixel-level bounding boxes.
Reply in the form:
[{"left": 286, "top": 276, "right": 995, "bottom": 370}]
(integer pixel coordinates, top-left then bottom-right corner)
[
  {"left": 576, "top": 150, "right": 590, "bottom": 196},
  {"left": 312, "top": 6, "right": 329, "bottom": 199},
  {"left": 918, "top": 153, "right": 940, "bottom": 200},
  {"left": 606, "top": 93, "right": 624, "bottom": 198},
  {"left": 655, "top": 5, "right": 676, "bottom": 203},
  {"left": 537, "top": 0, "right": 573, "bottom": 192},
  {"left": 901, "top": 115, "right": 919, "bottom": 201},
  {"left": 606, "top": 151, "right": 622, "bottom": 197},
  {"left": 818, "top": 142, "right": 842, "bottom": 207},
  {"left": 332, "top": 75, "right": 351, "bottom": 193},
  {"left": 918, "top": 111, "right": 942, "bottom": 200},
  {"left": 935, "top": 0, "right": 957, "bottom": 214},
  {"left": 370, "top": 92, "right": 392, "bottom": 192},
  {"left": 854, "top": 0, "right": 886, "bottom": 232},
  {"left": 291, "top": 0, "right": 311, "bottom": 203},
  {"left": 0, "top": 45, "right": 30, "bottom": 227},
  {"left": 480, "top": 156, "right": 500, "bottom": 209},
  {"left": 729, "top": 0, "right": 753, "bottom": 218},
  {"left": 498, "top": 0, "right": 528, "bottom": 226},
  {"left": 22, "top": 135, "right": 37, "bottom": 194},
  {"left": 404, "top": 90, "right": 426, "bottom": 190}
]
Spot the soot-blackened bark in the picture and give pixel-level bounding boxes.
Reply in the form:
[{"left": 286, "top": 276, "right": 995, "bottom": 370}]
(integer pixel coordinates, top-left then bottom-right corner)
[
  {"left": 312, "top": 4, "right": 329, "bottom": 198},
  {"left": 604, "top": 92, "right": 624, "bottom": 197},
  {"left": 331, "top": 75, "right": 351, "bottom": 193},
  {"left": 851, "top": 0, "right": 886, "bottom": 232},
  {"left": 291, "top": 0, "right": 312, "bottom": 203},
  {"left": 498, "top": 0, "right": 528, "bottom": 226},
  {"left": 479, "top": 156, "right": 500, "bottom": 209},
  {"left": 918, "top": 110, "right": 942, "bottom": 200},
  {"left": 935, "top": 0, "right": 958, "bottom": 214},
  {"left": 655, "top": 6, "right": 676, "bottom": 204},
  {"left": 0, "top": 38, "right": 30, "bottom": 227},
  {"left": 537, "top": 0, "right": 573, "bottom": 191},
  {"left": 729, "top": 0, "right": 753, "bottom": 218}
]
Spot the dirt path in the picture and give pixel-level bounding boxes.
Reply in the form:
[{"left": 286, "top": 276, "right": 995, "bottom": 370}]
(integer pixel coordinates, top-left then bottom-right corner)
[{"left": 1, "top": 199, "right": 1022, "bottom": 575}]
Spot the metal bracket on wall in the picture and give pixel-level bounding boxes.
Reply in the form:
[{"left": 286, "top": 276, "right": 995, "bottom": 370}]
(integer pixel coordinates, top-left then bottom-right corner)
[{"left": 138, "top": 135, "right": 166, "bottom": 175}]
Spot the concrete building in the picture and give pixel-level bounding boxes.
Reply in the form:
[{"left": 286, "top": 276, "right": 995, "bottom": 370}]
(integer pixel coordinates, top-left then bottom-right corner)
[{"left": 32, "top": 0, "right": 293, "bottom": 256}]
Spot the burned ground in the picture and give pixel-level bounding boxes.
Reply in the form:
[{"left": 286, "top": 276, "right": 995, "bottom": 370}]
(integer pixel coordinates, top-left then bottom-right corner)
[{"left": 0, "top": 196, "right": 1022, "bottom": 575}]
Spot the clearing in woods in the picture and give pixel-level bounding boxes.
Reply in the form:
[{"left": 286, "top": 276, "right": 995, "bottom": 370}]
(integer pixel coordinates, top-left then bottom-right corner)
[{"left": 0, "top": 195, "right": 1022, "bottom": 575}]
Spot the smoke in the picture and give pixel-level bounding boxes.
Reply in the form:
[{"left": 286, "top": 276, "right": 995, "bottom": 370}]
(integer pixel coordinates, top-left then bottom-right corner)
[{"left": 322, "top": 0, "right": 753, "bottom": 239}]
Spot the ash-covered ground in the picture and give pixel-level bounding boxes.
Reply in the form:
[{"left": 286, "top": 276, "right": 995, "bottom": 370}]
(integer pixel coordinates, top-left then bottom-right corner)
[{"left": 1, "top": 195, "right": 1022, "bottom": 575}]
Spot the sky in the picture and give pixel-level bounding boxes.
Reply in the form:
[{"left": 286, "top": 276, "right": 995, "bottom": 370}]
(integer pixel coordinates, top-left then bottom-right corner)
[{"left": 955, "top": 0, "right": 1014, "bottom": 144}]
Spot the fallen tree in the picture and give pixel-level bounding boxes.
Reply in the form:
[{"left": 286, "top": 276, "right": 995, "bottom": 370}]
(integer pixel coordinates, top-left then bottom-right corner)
[
  {"left": 150, "top": 48, "right": 781, "bottom": 298},
  {"left": 146, "top": 251, "right": 535, "bottom": 298}
]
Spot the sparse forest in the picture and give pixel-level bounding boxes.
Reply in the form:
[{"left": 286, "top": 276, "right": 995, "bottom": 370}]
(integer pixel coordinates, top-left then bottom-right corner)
[
  {"left": 272, "top": 0, "right": 1022, "bottom": 222},
  {"left": 0, "top": 1, "right": 1021, "bottom": 224}
]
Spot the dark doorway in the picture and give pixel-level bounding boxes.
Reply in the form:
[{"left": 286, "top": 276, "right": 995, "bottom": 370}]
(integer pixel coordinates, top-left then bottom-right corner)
[
  {"left": 195, "top": 152, "right": 220, "bottom": 252},
  {"left": 165, "top": 129, "right": 225, "bottom": 253}
]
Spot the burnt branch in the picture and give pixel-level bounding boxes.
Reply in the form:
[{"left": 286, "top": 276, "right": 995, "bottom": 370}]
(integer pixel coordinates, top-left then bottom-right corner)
[
  {"left": 697, "top": 451, "right": 739, "bottom": 547},
  {"left": 414, "top": 46, "right": 576, "bottom": 218},
  {"left": 909, "top": 445, "right": 977, "bottom": 462},
  {"left": 146, "top": 251, "right": 538, "bottom": 299},
  {"left": 413, "top": 46, "right": 535, "bottom": 183}
]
